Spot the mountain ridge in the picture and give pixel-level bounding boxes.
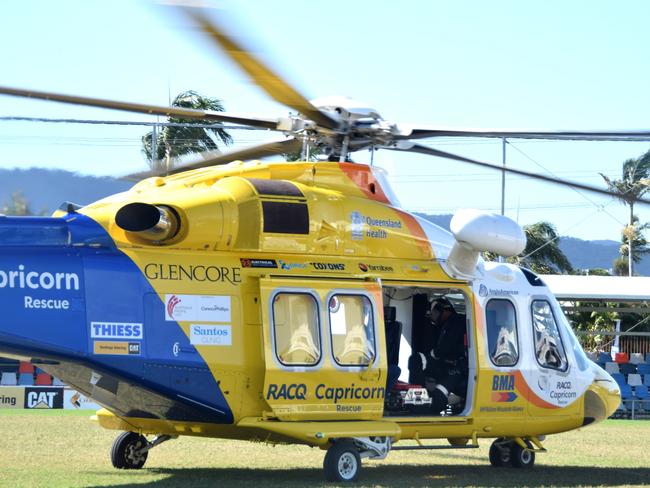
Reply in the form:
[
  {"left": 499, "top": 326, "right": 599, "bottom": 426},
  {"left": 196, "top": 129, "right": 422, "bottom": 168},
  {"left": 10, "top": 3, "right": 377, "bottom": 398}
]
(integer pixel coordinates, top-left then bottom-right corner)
[{"left": 1, "top": 168, "right": 646, "bottom": 275}]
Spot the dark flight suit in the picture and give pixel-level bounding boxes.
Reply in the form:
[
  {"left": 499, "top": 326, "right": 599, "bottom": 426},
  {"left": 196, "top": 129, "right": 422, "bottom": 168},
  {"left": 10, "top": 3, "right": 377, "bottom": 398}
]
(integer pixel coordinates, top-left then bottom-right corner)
[{"left": 409, "top": 312, "right": 467, "bottom": 414}]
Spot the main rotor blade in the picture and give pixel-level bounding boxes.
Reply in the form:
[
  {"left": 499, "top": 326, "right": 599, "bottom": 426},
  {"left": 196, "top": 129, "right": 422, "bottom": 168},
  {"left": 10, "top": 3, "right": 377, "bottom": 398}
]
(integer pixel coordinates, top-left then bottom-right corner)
[
  {"left": 395, "top": 127, "right": 650, "bottom": 141},
  {"left": 0, "top": 85, "right": 279, "bottom": 130},
  {"left": 179, "top": 6, "right": 339, "bottom": 131},
  {"left": 127, "top": 137, "right": 303, "bottom": 180},
  {"left": 385, "top": 142, "right": 650, "bottom": 205}
]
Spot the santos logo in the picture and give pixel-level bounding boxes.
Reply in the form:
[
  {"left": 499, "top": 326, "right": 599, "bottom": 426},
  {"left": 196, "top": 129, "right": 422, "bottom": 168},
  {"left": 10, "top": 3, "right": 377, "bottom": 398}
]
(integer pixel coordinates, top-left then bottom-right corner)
[{"left": 0, "top": 265, "right": 80, "bottom": 291}]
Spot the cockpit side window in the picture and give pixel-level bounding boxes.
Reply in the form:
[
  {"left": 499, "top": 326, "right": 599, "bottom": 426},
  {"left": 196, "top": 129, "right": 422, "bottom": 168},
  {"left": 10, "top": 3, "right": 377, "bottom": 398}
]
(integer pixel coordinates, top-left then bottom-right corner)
[
  {"left": 272, "top": 293, "right": 321, "bottom": 367},
  {"left": 486, "top": 299, "right": 519, "bottom": 367},
  {"left": 531, "top": 300, "right": 568, "bottom": 371},
  {"left": 329, "top": 294, "right": 376, "bottom": 366}
]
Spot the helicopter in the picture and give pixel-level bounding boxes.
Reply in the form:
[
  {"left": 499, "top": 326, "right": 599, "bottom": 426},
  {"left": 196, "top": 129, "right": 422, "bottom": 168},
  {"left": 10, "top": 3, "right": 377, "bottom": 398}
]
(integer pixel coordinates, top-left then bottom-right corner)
[{"left": 0, "top": 4, "right": 648, "bottom": 483}]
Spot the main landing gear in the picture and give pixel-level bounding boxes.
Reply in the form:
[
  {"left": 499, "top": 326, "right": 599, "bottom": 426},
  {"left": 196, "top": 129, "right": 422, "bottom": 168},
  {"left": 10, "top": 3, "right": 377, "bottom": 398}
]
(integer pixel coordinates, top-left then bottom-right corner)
[
  {"left": 489, "top": 438, "right": 537, "bottom": 468},
  {"left": 110, "top": 432, "right": 174, "bottom": 469},
  {"left": 323, "top": 437, "right": 391, "bottom": 482}
]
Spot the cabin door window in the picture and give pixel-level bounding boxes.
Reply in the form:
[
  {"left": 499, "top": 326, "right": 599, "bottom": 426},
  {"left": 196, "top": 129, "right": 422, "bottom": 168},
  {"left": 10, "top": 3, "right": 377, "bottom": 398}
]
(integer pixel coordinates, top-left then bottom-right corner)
[
  {"left": 328, "top": 294, "right": 376, "bottom": 367},
  {"left": 272, "top": 292, "right": 321, "bottom": 366}
]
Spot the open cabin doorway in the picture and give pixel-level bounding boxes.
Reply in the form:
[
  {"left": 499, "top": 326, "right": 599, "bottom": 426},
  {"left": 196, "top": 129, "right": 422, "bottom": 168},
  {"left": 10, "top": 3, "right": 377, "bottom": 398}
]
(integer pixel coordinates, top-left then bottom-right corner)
[{"left": 382, "top": 284, "right": 475, "bottom": 418}]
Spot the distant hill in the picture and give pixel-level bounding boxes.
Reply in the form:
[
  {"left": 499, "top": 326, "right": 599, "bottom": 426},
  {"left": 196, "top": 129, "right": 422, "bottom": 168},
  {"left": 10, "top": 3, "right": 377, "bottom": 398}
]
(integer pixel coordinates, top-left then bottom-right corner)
[
  {"left": 0, "top": 168, "right": 131, "bottom": 214},
  {"left": 416, "top": 213, "right": 650, "bottom": 276},
  {"left": 1, "top": 170, "right": 647, "bottom": 275}
]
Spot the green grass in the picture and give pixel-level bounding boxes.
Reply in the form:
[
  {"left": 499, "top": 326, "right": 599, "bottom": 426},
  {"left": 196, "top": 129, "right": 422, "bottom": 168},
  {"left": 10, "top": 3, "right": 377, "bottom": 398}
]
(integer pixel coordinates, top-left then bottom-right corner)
[{"left": 1, "top": 411, "right": 649, "bottom": 487}]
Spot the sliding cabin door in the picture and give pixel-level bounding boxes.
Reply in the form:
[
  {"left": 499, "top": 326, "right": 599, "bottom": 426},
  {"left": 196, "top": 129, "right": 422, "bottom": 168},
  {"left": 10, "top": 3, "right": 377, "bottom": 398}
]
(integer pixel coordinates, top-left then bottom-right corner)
[{"left": 260, "top": 277, "right": 386, "bottom": 421}]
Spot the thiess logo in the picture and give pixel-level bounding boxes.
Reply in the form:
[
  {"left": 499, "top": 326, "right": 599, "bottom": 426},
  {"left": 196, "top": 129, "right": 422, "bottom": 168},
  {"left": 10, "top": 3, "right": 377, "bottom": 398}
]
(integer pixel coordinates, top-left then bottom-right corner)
[
  {"left": 491, "top": 374, "right": 518, "bottom": 402},
  {"left": 0, "top": 265, "right": 80, "bottom": 290},
  {"left": 144, "top": 263, "right": 241, "bottom": 285},
  {"left": 90, "top": 322, "right": 143, "bottom": 339}
]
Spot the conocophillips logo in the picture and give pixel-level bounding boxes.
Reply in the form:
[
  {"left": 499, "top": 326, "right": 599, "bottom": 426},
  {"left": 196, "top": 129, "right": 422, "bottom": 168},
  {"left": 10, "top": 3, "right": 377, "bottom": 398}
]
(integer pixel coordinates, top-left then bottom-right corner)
[{"left": 167, "top": 295, "right": 181, "bottom": 319}]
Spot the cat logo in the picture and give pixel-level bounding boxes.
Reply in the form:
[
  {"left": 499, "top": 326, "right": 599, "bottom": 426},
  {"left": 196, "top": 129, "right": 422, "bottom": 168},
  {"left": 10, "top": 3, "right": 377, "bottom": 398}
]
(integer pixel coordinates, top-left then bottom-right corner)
[{"left": 25, "top": 388, "right": 63, "bottom": 409}]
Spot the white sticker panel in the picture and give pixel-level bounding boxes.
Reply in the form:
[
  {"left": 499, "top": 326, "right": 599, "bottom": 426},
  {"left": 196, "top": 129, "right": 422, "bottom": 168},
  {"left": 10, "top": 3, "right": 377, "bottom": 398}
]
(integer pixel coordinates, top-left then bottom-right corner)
[
  {"left": 165, "top": 294, "right": 231, "bottom": 322},
  {"left": 189, "top": 324, "right": 232, "bottom": 346}
]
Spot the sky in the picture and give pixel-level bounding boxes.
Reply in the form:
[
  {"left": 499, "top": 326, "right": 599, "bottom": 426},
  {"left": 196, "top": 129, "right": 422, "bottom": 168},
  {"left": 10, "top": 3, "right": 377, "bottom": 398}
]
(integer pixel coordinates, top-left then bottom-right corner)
[{"left": 0, "top": 0, "right": 649, "bottom": 242}]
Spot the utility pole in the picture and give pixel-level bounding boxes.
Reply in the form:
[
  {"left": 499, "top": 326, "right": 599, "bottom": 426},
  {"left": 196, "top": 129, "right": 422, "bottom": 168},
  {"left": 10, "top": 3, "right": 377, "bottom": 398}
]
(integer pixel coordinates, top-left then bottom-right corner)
[
  {"left": 501, "top": 138, "right": 507, "bottom": 216},
  {"left": 499, "top": 138, "right": 507, "bottom": 263}
]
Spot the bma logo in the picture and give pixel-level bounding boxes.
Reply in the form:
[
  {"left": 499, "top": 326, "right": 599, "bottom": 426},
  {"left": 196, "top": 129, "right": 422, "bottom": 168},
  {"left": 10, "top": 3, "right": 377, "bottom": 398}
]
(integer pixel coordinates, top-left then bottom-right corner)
[
  {"left": 491, "top": 374, "right": 518, "bottom": 402},
  {"left": 25, "top": 388, "right": 63, "bottom": 409}
]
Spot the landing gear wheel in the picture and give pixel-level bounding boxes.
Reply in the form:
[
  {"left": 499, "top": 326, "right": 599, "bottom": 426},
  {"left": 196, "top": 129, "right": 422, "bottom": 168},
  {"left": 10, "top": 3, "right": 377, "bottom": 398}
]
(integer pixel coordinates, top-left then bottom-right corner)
[
  {"left": 510, "top": 440, "right": 535, "bottom": 468},
  {"left": 111, "top": 432, "right": 148, "bottom": 469},
  {"left": 489, "top": 438, "right": 511, "bottom": 467},
  {"left": 323, "top": 440, "right": 361, "bottom": 482}
]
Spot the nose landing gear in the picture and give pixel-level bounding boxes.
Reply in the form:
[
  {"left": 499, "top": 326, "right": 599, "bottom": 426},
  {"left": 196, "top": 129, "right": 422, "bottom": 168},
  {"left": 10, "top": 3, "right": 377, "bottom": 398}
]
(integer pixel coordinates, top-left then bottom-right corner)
[{"left": 489, "top": 437, "right": 538, "bottom": 468}]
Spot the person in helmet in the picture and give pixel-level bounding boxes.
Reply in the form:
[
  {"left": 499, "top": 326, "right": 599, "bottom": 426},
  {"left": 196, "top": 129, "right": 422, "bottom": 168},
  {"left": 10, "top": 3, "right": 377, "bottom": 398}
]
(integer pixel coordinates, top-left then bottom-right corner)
[{"left": 409, "top": 297, "right": 467, "bottom": 414}]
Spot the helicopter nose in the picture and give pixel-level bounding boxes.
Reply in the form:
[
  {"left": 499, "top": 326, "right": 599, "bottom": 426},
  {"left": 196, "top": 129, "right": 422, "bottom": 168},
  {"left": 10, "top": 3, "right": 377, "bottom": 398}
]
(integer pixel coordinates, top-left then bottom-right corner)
[{"left": 583, "top": 363, "right": 621, "bottom": 426}]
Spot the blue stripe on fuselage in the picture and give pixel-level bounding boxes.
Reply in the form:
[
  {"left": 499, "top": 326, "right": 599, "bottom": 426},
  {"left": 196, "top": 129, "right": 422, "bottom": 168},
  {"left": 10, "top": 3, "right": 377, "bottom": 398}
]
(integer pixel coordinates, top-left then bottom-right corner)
[{"left": 0, "top": 214, "right": 233, "bottom": 423}]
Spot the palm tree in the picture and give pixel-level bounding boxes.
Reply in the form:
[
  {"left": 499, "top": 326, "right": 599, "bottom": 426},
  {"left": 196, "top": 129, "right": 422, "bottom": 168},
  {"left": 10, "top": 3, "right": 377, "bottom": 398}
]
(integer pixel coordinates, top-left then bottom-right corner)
[
  {"left": 517, "top": 221, "right": 573, "bottom": 274},
  {"left": 142, "top": 91, "right": 233, "bottom": 173},
  {"left": 484, "top": 221, "right": 572, "bottom": 274},
  {"left": 2, "top": 191, "right": 35, "bottom": 216},
  {"left": 601, "top": 150, "right": 650, "bottom": 276}
]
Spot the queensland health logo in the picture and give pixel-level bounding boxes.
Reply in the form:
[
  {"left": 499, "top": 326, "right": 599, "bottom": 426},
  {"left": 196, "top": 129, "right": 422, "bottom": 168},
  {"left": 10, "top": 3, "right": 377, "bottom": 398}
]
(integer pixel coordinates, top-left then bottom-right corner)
[{"left": 491, "top": 374, "right": 518, "bottom": 402}]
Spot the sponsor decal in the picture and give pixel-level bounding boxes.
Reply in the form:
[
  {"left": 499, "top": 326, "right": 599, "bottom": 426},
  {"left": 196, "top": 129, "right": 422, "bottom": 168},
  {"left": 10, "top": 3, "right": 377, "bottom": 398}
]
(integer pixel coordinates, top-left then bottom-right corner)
[
  {"left": 310, "top": 262, "right": 345, "bottom": 271},
  {"left": 93, "top": 341, "right": 141, "bottom": 356},
  {"left": 144, "top": 263, "right": 241, "bottom": 285},
  {"left": 491, "top": 374, "right": 518, "bottom": 402},
  {"left": 478, "top": 284, "right": 488, "bottom": 297},
  {"left": 240, "top": 258, "right": 278, "bottom": 269},
  {"left": 64, "top": 390, "right": 101, "bottom": 410},
  {"left": 358, "top": 263, "right": 394, "bottom": 273},
  {"left": 487, "top": 288, "right": 519, "bottom": 297},
  {"left": 351, "top": 212, "right": 365, "bottom": 240},
  {"left": 0, "top": 265, "right": 80, "bottom": 290},
  {"left": 24, "top": 387, "right": 64, "bottom": 409},
  {"left": 350, "top": 212, "right": 402, "bottom": 240},
  {"left": 189, "top": 324, "right": 232, "bottom": 346},
  {"left": 278, "top": 260, "right": 308, "bottom": 270},
  {"left": 0, "top": 387, "right": 24, "bottom": 409},
  {"left": 90, "top": 322, "right": 143, "bottom": 339},
  {"left": 165, "top": 295, "right": 231, "bottom": 322},
  {"left": 550, "top": 380, "right": 577, "bottom": 404},
  {"left": 172, "top": 342, "right": 180, "bottom": 357},
  {"left": 265, "top": 383, "right": 385, "bottom": 404}
]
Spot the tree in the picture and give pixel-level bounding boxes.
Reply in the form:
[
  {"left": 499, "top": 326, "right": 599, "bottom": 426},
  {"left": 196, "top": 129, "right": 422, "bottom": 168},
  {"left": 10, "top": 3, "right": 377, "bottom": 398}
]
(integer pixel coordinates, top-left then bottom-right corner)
[
  {"left": 2, "top": 191, "right": 35, "bottom": 216},
  {"left": 484, "top": 221, "right": 572, "bottom": 274},
  {"left": 142, "top": 91, "right": 233, "bottom": 173},
  {"left": 601, "top": 149, "right": 650, "bottom": 276}
]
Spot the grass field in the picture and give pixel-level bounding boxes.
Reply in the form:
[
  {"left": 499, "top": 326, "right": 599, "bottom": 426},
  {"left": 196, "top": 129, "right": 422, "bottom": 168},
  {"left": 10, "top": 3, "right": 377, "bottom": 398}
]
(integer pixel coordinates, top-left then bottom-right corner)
[{"left": 1, "top": 411, "right": 649, "bottom": 487}]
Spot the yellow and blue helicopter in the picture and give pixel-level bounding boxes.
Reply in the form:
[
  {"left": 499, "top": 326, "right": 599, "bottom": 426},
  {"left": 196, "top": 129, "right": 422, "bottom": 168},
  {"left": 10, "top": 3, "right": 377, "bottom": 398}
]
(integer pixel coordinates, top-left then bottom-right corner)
[{"left": 0, "top": 5, "right": 647, "bottom": 482}]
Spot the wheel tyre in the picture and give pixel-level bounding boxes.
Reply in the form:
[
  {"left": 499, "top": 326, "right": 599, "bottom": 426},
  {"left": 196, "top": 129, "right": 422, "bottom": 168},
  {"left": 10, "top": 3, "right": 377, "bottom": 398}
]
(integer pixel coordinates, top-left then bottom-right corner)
[
  {"left": 510, "top": 440, "right": 535, "bottom": 469},
  {"left": 111, "top": 432, "right": 149, "bottom": 470},
  {"left": 323, "top": 441, "right": 362, "bottom": 482},
  {"left": 489, "top": 438, "right": 511, "bottom": 467}
]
